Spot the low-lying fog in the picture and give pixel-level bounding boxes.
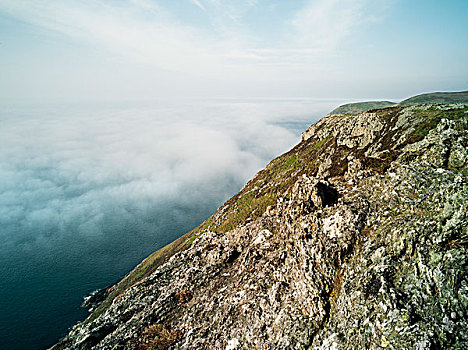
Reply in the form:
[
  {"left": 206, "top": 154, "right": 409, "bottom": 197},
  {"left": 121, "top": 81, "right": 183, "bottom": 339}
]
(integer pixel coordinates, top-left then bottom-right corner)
[{"left": 0, "top": 98, "right": 342, "bottom": 350}]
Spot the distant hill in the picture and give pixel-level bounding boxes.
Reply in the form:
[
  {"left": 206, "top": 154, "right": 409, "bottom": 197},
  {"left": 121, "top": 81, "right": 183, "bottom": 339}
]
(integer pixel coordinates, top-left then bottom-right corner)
[
  {"left": 398, "top": 90, "right": 468, "bottom": 106},
  {"left": 330, "top": 101, "right": 396, "bottom": 114},
  {"left": 331, "top": 90, "right": 468, "bottom": 114}
]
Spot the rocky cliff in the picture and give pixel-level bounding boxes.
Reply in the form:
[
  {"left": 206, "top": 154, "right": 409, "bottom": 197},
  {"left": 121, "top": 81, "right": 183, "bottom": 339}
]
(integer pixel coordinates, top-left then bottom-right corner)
[{"left": 52, "top": 102, "right": 468, "bottom": 349}]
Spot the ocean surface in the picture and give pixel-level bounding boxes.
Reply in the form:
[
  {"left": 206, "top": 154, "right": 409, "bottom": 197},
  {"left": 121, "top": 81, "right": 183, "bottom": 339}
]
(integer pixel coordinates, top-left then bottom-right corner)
[{"left": 0, "top": 98, "right": 343, "bottom": 350}]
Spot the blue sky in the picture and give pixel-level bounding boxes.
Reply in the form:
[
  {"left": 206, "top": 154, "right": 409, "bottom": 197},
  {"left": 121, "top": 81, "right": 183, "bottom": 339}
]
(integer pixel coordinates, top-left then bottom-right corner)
[{"left": 0, "top": 0, "right": 467, "bottom": 101}]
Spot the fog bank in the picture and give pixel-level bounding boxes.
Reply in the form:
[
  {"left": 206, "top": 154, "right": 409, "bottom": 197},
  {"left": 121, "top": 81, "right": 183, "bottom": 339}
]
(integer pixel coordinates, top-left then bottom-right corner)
[{"left": 0, "top": 99, "right": 341, "bottom": 349}]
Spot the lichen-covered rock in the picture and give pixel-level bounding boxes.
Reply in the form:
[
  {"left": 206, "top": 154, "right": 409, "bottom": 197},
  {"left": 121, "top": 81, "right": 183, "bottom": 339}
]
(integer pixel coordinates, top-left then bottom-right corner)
[{"left": 52, "top": 104, "right": 468, "bottom": 350}]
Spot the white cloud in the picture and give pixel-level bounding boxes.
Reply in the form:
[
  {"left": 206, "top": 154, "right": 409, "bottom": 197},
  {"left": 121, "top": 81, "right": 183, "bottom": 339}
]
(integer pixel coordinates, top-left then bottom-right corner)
[
  {"left": 0, "top": 0, "right": 390, "bottom": 81},
  {"left": 0, "top": 99, "right": 340, "bottom": 247},
  {"left": 0, "top": 0, "right": 223, "bottom": 73},
  {"left": 291, "top": 0, "right": 389, "bottom": 51},
  {"left": 188, "top": 0, "right": 206, "bottom": 11}
]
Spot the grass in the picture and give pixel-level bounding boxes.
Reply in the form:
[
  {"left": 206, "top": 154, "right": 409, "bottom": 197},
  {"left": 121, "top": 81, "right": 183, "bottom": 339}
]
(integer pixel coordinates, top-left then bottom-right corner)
[
  {"left": 331, "top": 101, "right": 396, "bottom": 115},
  {"left": 217, "top": 192, "right": 275, "bottom": 233},
  {"left": 405, "top": 106, "right": 468, "bottom": 143},
  {"left": 312, "top": 135, "right": 331, "bottom": 150},
  {"left": 398, "top": 91, "right": 468, "bottom": 106},
  {"left": 210, "top": 135, "right": 335, "bottom": 234},
  {"left": 272, "top": 153, "right": 299, "bottom": 179},
  {"left": 329, "top": 91, "right": 468, "bottom": 115}
]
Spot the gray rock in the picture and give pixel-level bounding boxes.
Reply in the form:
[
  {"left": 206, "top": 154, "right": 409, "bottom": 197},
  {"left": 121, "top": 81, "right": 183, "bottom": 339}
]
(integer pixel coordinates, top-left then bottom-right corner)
[{"left": 52, "top": 104, "right": 468, "bottom": 350}]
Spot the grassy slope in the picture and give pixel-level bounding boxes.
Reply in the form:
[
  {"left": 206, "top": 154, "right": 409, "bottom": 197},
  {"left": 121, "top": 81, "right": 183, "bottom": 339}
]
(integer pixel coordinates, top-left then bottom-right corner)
[
  {"left": 86, "top": 101, "right": 468, "bottom": 323},
  {"left": 330, "top": 90, "right": 468, "bottom": 115},
  {"left": 398, "top": 90, "right": 468, "bottom": 106},
  {"left": 330, "top": 101, "right": 396, "bottom": 114}
]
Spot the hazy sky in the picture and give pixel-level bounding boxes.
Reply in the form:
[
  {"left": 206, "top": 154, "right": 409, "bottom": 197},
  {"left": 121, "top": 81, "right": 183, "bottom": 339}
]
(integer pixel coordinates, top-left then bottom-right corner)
[{"left": 0, "top": 0, "right": 467, "bottom": 101}]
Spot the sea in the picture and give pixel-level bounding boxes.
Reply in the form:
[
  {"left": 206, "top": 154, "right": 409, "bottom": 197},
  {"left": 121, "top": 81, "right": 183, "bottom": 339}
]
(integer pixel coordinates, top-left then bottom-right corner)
[{"left": 0, "top": 98, "right": 344, "bottom": 350}]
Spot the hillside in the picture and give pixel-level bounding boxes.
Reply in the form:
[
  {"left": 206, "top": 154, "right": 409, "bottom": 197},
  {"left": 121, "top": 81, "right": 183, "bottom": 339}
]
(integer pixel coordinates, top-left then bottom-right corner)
[
  {"left": 330, "top": 101, "right": 396, "bottom": 114},
  {"left": 330, "top": 90, "right": 468, "bottom": 115},
  {"left": 52, "top": 101, "right": 468, "bottom": 349},
  {"left": 398, "top": 91, "right": 468, "bottom": 106}
]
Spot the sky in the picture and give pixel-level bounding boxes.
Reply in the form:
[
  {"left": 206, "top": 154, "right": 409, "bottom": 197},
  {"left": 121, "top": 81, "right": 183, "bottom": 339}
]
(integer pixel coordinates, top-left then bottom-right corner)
[{"left": 0, "top": 0, "right": 467, "bottom": 102}]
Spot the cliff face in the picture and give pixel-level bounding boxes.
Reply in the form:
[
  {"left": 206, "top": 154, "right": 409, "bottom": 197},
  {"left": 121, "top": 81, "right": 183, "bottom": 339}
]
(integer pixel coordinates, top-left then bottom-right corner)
[{"left": 53, "top": 103, "right": 468, "bottom": 349}]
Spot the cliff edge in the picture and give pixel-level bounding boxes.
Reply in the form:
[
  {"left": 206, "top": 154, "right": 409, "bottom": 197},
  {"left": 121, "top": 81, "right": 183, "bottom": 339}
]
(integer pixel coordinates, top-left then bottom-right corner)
[{"left": 53, "top": 102, "right": 468, "bottom": 349}]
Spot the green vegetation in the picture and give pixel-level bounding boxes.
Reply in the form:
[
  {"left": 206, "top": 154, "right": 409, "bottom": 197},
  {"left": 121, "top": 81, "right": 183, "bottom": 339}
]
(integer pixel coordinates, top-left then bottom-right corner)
[
  {"left": 330, "top": 101, "right": 396, "bottom": 115},
  {"left": 206, "top": 135, "right": 334, "bottom": 235},
  {"left": 330, "top": 90, "right": 468, "bottom": 115},
  {"left": 406, "top": 105, "right": 468, "bottom": 143},
  {"left": 398, "top": 91, "right": 468, "bottom": 106},
  {"left": 186, "top": 231, "right": 203, "bottom": 245},
  {"left": 271, "top": 153, "right": 299, "bottom": 178},
  {"left": 312, "top": 135, "right": 332, "bottom": 150},
  {"left": 217, "top": 192, "right": 275, "bottom": 233},
  {"left": 194, "top": 217, "right": 215, "bottom": 235},
  {"left": 280, "top": 154, "right": 298, "bottom": 172}
]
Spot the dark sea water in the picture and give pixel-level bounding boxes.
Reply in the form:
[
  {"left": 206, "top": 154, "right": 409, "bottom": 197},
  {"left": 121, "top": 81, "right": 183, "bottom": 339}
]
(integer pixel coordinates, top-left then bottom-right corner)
[{"left": 0, "top": 99, "right": 342, "bottom": 350}]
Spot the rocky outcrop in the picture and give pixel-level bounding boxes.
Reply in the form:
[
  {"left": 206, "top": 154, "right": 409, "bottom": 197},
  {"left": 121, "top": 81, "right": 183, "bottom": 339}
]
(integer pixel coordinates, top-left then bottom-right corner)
[{"left": 52, "top": 103, "right": 468, "bottom": 349}]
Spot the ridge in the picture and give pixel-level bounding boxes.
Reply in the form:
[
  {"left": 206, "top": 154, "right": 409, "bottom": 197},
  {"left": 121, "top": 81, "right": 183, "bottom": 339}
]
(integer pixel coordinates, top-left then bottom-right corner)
[{"left": 52, "top": 100, "right": 468, "bottom": 350}]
